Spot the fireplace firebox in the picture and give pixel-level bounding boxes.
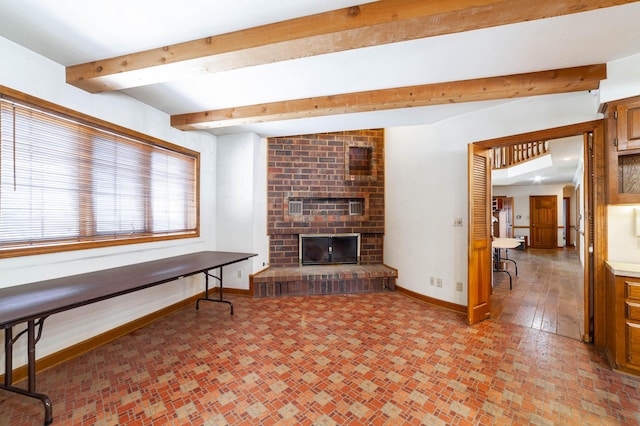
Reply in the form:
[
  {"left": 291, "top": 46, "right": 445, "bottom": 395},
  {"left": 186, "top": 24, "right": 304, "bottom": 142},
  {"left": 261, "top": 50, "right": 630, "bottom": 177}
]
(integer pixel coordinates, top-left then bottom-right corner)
[{"left": 299, "top": 233, "right": 360, "bottom": 266}]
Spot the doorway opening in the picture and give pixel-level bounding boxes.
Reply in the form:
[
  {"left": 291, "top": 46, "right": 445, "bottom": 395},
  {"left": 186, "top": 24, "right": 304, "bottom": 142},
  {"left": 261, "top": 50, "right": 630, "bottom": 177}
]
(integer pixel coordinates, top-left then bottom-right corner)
[{"left": 467, "top": 121, "right": 606, "bottom": 345}]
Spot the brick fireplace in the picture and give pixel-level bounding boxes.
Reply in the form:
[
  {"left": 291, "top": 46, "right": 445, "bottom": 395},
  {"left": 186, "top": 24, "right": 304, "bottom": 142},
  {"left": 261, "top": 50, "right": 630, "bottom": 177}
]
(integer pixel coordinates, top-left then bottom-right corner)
[{"left": 251, "top": 129, "right": 396, "bottom": 297}]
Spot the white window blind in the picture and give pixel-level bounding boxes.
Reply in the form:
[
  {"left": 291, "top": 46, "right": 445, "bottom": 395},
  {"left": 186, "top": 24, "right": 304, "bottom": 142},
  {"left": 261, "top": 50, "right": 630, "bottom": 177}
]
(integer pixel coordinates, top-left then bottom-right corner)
[{"left": 0, "top": 97, "right": 199, "bottom": 257}]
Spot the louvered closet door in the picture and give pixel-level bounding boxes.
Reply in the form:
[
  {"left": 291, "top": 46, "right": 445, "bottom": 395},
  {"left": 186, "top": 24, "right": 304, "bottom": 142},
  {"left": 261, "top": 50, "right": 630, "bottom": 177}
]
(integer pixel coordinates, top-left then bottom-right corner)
[{"left": 468, "top": 144, "right": 492, "bottom": 325}]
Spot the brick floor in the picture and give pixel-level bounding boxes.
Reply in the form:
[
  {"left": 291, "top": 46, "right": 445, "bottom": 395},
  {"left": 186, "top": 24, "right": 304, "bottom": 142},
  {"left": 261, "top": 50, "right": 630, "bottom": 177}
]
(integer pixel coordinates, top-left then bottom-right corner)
[{"left": 2, "top": 292, "right": 639, "bottom": 425}]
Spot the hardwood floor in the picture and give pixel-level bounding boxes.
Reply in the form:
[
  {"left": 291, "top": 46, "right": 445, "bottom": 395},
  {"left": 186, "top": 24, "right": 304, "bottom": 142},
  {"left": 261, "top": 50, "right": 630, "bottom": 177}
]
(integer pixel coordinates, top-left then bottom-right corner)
[{"left": 490, "top": 247, "right": 585, "bottom": 341}]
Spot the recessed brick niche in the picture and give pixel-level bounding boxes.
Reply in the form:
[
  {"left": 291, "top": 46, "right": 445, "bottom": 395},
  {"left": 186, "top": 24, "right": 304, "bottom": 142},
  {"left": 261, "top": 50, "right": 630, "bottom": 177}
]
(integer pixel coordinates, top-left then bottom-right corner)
[{"left": 253, "top": 129, "right": 394, "bottom": 297}]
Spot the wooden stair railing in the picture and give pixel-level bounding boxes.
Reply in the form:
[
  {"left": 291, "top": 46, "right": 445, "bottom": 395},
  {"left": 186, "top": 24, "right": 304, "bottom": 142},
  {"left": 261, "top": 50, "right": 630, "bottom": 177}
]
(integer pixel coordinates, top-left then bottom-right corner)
[{"left": 492, "top": 140, "right": 549, "bottom": 170}]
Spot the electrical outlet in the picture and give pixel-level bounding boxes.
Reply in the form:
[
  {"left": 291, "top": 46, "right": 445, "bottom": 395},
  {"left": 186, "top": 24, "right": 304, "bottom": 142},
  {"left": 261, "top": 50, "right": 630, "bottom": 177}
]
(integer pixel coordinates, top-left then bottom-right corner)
[
  {"left": 430, "top": 276, "right": 435, "bottom": 286},
  {"left": 453, "top": 217, "right": 463, "bottom": 227},
  {"left": 237, "top": 270, "right": 242, "bottom": 278},
  {"left": 436, "top": 278, "right": 442, "bottom": 288},
  {"left": 456, "top": 282, "right": 463, "bottom": 292}
]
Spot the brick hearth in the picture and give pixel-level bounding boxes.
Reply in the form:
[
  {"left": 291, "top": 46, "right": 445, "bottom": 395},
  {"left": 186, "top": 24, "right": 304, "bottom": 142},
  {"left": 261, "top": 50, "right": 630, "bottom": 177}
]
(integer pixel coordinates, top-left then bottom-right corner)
[{"left": 251, "top": 264, "right": 396, "bottom": 298}]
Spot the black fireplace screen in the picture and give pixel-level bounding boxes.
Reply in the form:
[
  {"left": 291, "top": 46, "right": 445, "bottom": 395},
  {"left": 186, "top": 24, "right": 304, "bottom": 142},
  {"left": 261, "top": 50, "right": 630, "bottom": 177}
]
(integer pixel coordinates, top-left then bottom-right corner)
[{"left": 300, "top": 234, "right": 359, "bottom": 265}]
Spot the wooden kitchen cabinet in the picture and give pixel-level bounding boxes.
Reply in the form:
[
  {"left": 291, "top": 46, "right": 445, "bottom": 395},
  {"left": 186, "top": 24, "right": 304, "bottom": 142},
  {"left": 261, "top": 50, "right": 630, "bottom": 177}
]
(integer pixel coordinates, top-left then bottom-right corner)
[
  {"left": 602, "top": 95, "right": 640, "bottom": 204},
  {"left": 605, "top": 263, "right": 640, "bottom": 375},
  {"left": 616, "top": 99, "right": 640, "bottom": 151}
]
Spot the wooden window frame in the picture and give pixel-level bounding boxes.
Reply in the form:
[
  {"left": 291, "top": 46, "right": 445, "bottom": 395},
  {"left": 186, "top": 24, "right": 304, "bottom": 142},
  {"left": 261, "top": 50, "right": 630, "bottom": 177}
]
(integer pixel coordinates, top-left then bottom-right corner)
[{"left": 0, "top": 86, "right": 200, "bottom": 258}]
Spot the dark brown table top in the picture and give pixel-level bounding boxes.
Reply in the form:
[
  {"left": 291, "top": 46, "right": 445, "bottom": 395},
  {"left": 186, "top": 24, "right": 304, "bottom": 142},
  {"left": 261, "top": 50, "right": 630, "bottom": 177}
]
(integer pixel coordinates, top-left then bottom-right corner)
[{"left": 0, "top": 251, "right": 256, "bottom": 327}]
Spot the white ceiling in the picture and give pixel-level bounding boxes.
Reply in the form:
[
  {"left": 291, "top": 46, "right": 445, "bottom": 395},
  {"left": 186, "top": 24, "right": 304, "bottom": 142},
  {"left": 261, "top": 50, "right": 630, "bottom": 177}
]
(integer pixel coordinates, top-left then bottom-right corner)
[
  {"left": 0, "top": 0, "right": 639, "bottom": 185},
  {"left": 492, "top": 136, "right": 584, "bottom": 186}
]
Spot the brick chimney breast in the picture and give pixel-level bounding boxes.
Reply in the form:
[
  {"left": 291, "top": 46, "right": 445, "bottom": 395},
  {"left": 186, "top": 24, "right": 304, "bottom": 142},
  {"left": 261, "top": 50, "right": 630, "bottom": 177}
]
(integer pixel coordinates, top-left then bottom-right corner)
[{"left": 267, "top": 130, "right": 385, "bottom": 267}]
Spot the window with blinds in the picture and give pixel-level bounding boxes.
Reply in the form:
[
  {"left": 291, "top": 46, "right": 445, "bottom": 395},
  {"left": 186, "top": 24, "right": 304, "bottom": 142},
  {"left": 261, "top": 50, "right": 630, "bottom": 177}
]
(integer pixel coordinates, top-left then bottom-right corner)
[{"left": 0, "top": 94, "right": 199, "bottom": 257}]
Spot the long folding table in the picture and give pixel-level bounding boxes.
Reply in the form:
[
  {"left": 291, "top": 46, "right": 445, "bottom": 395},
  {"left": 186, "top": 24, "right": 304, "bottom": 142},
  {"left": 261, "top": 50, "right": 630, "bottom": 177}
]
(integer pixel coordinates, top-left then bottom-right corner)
[{"left": 0, "top": 250, "right": 257, "bottom": 425}]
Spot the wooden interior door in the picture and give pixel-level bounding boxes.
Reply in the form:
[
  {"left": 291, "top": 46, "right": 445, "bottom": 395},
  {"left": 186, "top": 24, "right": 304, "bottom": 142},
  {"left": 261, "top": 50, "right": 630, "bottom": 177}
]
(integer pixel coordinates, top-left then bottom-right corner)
[
  {"left": 468, "top": 144, "right": 492, "bottom": 325},
  {"left": 503, "top": 197, "right": 513, "bottom": 238},
  {"left": 530, "top": 195, "right": 557, "bottom": 248}
]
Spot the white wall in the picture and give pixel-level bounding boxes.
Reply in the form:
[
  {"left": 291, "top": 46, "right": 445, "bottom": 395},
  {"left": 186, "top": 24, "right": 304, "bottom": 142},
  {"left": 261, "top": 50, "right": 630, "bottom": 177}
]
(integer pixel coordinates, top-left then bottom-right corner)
[
  {"left": 608, "top": 205, "right": 640, "bottom": 263},
  {"left": 216, "top": 133, "right": 269, "bottom": 288},
  {"left": 385, "top": 92, "right": 600, "bottom": 305},
  {"left": 493, "top": 184, "right": 565, "bottom": 247},
  {"left": 0, "top": 36, "right": 224, "bottom": 369}
]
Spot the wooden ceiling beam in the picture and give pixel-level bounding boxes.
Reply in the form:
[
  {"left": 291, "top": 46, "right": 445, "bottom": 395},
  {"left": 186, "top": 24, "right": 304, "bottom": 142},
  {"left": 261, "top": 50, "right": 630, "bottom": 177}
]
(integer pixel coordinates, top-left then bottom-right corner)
[
  {"left": 66, "top": 0, "right": 629, "bottom": 93},
  {"left": 170, "top": 64, "right": 606, "bottom": 130}
]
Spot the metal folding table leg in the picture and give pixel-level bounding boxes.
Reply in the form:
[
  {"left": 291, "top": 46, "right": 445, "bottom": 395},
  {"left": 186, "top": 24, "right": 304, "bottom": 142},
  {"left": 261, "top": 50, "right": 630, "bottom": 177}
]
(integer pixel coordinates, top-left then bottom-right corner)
[
  {"left": 2, "top": 320, "right": 53, "bottom": 425},
  {"left": 196, "top": 268, "right": 233, "bottom": 314},
  {"left": 493, "top": 248, "right": 513, "bottom": 290}
]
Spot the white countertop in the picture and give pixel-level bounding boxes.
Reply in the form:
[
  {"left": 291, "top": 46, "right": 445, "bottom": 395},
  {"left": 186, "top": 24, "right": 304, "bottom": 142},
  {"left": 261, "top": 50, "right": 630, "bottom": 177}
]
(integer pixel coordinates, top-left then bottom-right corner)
[{"left": 606, "top": 261, "right": 640, "bottom": 278}]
